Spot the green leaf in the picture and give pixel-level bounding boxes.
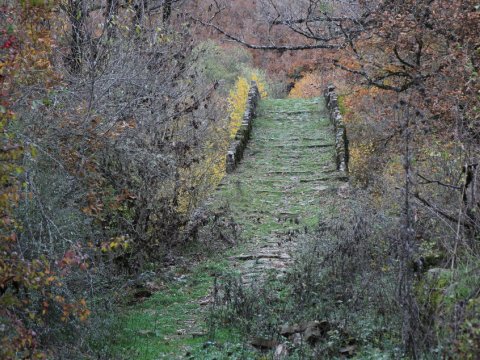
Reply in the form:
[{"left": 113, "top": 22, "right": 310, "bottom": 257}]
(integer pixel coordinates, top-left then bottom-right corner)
[{"left": 30, "top": 145, "right": 38, "bottom": 158}]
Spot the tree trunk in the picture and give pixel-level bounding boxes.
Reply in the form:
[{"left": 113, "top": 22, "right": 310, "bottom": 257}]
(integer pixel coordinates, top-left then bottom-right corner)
[
  {"left": 66, "top": 0, "right": 87, "bottom": 74},
  {"left": 163, "top": 0, "right": 172, "bottom": 23},
  {"left": 397, "top": 101, "right": 421, "bottom": 358},
  {"left": 463, "top": 163, "right": 479, "bottom": 240}
]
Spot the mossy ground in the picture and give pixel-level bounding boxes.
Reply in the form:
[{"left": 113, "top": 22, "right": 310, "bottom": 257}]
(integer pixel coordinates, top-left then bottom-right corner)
[
  {"left": 213, "top": 98, "right": 341, "bottom": 238},
  {"left": 104, "top": 97, "right": 343, "bottom": 359}
]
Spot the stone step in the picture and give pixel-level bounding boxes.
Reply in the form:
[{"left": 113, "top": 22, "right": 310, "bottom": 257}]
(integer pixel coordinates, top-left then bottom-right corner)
[
  {"left": 265, "top": 144, "right": 334, "bottom": 149},
  {"left": 229, "top": 252, "right": 291, "bottom": 261}
]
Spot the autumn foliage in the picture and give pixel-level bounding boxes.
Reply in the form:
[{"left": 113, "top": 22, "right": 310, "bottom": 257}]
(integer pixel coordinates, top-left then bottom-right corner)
[
  {"left": 228, "top": 72, "right": 267, "bottom": 138},
  {"left": 0, "top": 3, "right": 90, "bottom": 358},
  {"left": 329, "top": 1, "right": 480, "bottom": 355},
  {"left": 288, "top": 72, "right": 323, "bottom": 99}
]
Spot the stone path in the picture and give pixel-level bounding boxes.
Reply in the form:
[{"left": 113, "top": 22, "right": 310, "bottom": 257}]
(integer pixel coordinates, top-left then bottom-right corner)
[{"left": 209, "top": 97, "right": 345, "bottom": 285}]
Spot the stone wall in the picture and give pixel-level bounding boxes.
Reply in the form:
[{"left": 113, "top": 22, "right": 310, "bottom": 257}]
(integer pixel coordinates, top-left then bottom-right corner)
[
  {"left": 324, "top": 85, "right": 349, "bottom": 173},
  {"left": 226, "top": 81, "right": 260, "bottom": 173}
]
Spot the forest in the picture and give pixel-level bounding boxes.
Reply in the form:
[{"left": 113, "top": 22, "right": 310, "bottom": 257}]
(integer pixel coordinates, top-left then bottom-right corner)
[{"left": 1, "top": 0, "right": 479, "bottom": 359}]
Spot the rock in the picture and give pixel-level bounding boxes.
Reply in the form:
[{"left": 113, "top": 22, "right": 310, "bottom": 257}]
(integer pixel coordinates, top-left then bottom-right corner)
[
  {"left": 304, "top": 325, "right": 321, "bottom": 344},
  {"left": 339, "top": 344, "right": 356, "bottom": 356},
  {"left": 274, "top": 343, "right": 289, "bottom": 359},
  {"left": 174, "top": 274, "right": 188, "bottom": 283},
  {"left": 427, "top": 267, "right": 450, "bottom": 279},
  {"left": 303, "top": 320, "right": 330, "bottom": 345},
  {"left": 190, "top": 331, "right": 207, "bottom": 338},
  {"left": 202, "top": 341, "right": 215, "bottom": 349},
  {"left": 250, "top": 337, "right": 278, "bottom": 350},
  {"left": 145, "top": 280, "right": 163, "bottom": 292},
  {"left": 230, "top": 253, "right": 290, "bottom": 261},
  {"left": 133, "top": 289, "right": 152, "bottom": 300},
  {"left": 337, "top": 183, "right": 350, "bottom": 198},
  {"left": 291, "top": 333, "right": 302, "bottom": 347},
  {"left": 138, "top": 329, "right": 154, "bottom": 336},
  {"left": 198, "top": 295, "right": 212, "bottom": 306},
  {"left": 280, "top": 323, "right": 301, "bottom": 337}
]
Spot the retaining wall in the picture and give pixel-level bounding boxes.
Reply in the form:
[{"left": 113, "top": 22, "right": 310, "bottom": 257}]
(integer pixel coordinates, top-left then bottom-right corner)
[
  {"left": 324, "top": 85, "right": 349, "bottom": 173},
  {"left": 226, "top": 81, "right": 260, "bottom": 173}
]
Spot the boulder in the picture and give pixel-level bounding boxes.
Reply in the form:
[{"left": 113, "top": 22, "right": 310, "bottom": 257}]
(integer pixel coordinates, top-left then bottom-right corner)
[
  {"left": 303, "top": 320, "right": 330, "bottom": 345},
  {"left": 250, "top": 337, "right": 278, "bottom": 350},
  {"left": 280, "top": 323, "right": 301, "bottom": 337},
  {"left": 291, "top": 333, "right": 303, "bottom": 347},
  {"left": 339, "top": 344, "right": 357, "bottom": 356},
  {"left": 274, "top": 343, "right": 289, "bottom": 359}
]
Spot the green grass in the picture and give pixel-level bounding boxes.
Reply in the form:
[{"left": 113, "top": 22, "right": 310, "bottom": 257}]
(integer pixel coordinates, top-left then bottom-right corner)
[{"left": 106, "top": 259, "right": 231, "bottom": 359}]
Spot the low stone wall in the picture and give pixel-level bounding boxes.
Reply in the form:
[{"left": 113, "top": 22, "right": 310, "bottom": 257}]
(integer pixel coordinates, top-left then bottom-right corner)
[
  {"left": 226, "top": 81, "right": 260, "bottom": 173},
  {"left": 324, "top": 85, "right": 349, "bottom": 173}
]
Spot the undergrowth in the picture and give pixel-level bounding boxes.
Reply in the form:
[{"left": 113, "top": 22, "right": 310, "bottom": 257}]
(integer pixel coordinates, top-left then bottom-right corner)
[{"left": 208, "top": 195, "right": 404, "bottom": 359}]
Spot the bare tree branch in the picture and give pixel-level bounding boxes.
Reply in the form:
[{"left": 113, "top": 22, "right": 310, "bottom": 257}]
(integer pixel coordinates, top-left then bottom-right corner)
[
  {"left": 192, "top": 17, "right": 342, "bottom": 51},
  {"left": 417, "top": 173, "right": 462, "bottom": 190},
  {"left": 414, "top": 192, "right": 466, "bottom": 226}
]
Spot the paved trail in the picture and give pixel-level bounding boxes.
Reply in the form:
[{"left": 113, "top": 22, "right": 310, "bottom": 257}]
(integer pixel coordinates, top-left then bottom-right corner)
[{"left": 209, "top": 97, "right": 344, "bottom": 285}]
